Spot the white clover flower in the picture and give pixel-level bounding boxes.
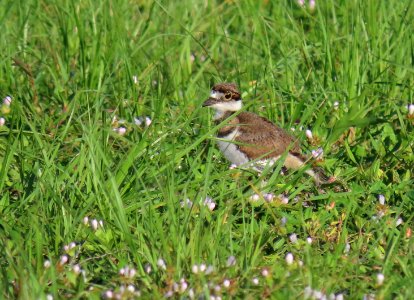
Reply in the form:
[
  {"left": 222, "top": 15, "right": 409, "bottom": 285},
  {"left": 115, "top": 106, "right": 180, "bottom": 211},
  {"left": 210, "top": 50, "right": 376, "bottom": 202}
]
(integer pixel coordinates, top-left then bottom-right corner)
[
  {"left": 203, "top": 197, "right": 216, "bottom": 211},
  {"left": 59, "top": 255, "right": 69, "bottom": 266},
  {"left": 304, "top": 286, "right": 313, "bottom": 299},
  {"left": 103, "top": 290, "right": 113, "bottom": 299},
  {"left": 192, "top": 264, "right": 199, "bottom": 274},
  {"left": 73, "top": 264, "right": 81, "bottom": 274},
  {"left": 199, "top": 263, "right": 206, "bottom": 272},
  {"left": 289, "top": 233, "right": 298, "bottom": 244},
  {"left": 223, "top": 279, "right": 231, "bottom": 288},
  {"left": 285, "top": 253, "right": 294, "bottom": 265},
  {"left": 69, "top": 242, "right": 76, "bottom": 249},
  {"left": 63, "top": 244, "right": 70, "bottom": 252},
  {"left": 378, "top": 194, "right": 385, "bottom": 205},
  {"left": 83, "top": 216, "right": 89, "bottom": 225},
  {"left": 214, "top": 284, "right": 221, "bottom": 292},
  {"left": 144, "top": 263, "right": 152, "bottom": 274},
  {"left": 333, "top": 101, "right": 339, "bottom": 110},
  {"left": 264, "top": 193, "right": 274, "bottom": 202},
  {"left": 134, "top": 117, "right": 143, "bottom": 126},
  {"left": 407, "top": 104, "right": 414, "bottom": 115},
  {"left": 312, "top": 148, "right": 324, "bottom": 160},
  {"left": 376, "top": 273, "right": 385, "bottom": 285},
  {"left": 132, "top": 75, "right": 138, "bottom": 84},
  {"left": 180, "top": 198, "right": 193, "bottom": 209},
  {"left": 280, "top": 196, "right": 289, "bottom": 204},
  {"left": 344, "top": 243, "right": 351, "bottom": 254},
  {"left": 297, "top": 0, "right": 305, "bottom": 6},
  {"left": 117, "top": 127, "right": 127, "bottom": 135},
  {"left": 0, "top": 117, "right": 5, "bottom": 126},
  {"left": 252, "top": 277, "right": 259, "bottom": 285},
  {"left": 205, "top": 265, "right": 214, "bottom": 275},
  {"left": 396, "top": 217, "right": 403, "bottom": 226},
  {"left": 281, "top": 216, "right": 287, "bottom": 226},
  {"left": 309, "top": 0, "right": 316, "bottom": 10},
  {"left": 190, "top": 54, "right": 196, "bottom": 63},
  {"left": 128, "top": 268, "right": 137, "bottom": 278},
  {"left": 226, "top": 255, "right": 236, "bottom": 267},
  {"left": 44, "top": 260, "right": 51, "bottom": 269},
  {"left": 157, "top": 258, "right": 167, "bottom": 270},
  {"left": 261, "top": 268, "right": 270, "bottom": 277},
  {"left": 306, "top": 237, "right": 313, "bottom": 244},
  {"left": 250, "top": 194, "right": 260, "bottom": 202},
  {"left": 305, "top": 129, "right": 313, "bottom": 140},
  {"left": 335, "top": 293, "right": 344, "bottom": 300},
  {"left": 90, "top": 219, "right": 99, "bottom": 231},
  {"left": 145, "top": 116, "right": 152, "bottom": 127},
  {"left": 127, "top": 285, "right": 135, "bottom": 293},
  {"left": 188, "top": 288, "right": 195, "bottom": 299},
  {"left": 164, "top": 290, "right": 173, "bottom": 298},
  {"left": 229, "top": 163, "right": 237, "bottom": 170},
  {"left": 3, "top": 96, "right": 12, "bottom": 106},
  {"left": 180, "top": 278, "right": 188, "bottom": 292},
  {"left": 46, "top": 295, "right": 53, "bottom": 300}
]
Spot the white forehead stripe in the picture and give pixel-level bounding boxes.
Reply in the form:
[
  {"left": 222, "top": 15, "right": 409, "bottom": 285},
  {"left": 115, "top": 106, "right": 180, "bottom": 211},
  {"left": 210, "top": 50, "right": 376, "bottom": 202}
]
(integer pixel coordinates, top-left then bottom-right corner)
[{"left": 210, "top": 91, "right": 224, "bottom": 99}]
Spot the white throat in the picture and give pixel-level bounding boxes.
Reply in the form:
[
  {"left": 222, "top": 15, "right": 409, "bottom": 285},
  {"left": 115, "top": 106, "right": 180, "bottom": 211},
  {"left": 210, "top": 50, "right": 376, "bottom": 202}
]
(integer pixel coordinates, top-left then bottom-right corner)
[{"left": 209, "top": 91, "right": 242, "bottom": 120}]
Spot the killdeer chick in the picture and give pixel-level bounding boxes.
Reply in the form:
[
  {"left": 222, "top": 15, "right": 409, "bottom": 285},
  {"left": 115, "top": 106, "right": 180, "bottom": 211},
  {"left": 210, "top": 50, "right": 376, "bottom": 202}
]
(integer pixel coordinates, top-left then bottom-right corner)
[{"left": 203, "top": 82, "right": 332, "bottom": 185}]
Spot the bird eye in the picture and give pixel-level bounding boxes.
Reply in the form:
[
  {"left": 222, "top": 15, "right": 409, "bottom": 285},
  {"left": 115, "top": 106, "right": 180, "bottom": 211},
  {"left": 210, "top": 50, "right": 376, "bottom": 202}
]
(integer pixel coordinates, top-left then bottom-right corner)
[{"left": 224, "top": 93, "right": 232, "bottom": 100}]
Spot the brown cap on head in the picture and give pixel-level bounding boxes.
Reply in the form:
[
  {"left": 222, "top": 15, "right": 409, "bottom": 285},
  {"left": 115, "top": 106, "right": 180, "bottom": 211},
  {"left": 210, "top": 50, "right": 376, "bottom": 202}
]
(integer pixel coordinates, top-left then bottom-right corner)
[{"left": 212, "top": 82, "right": 241, "bottom": 99}]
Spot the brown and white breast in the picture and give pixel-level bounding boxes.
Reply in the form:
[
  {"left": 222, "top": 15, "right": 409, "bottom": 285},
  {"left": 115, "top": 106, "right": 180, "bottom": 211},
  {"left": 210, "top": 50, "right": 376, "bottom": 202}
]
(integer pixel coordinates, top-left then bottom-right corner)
[{"left": 216, "top": 129, "right": 250, "bottom": 166}]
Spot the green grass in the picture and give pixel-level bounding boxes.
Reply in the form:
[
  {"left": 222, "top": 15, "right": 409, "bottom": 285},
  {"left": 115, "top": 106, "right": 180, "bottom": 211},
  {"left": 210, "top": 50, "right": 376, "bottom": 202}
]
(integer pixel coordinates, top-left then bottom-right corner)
[{"left": 0, "top": 0, "right": 413, "bottom": 299}]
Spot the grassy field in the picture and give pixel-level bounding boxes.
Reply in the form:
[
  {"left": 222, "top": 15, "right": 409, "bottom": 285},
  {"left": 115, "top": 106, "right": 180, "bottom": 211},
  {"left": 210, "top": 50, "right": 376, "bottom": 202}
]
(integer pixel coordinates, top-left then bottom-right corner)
[{"left": 1, "top": 0, "right": 413, "bottom": 299}]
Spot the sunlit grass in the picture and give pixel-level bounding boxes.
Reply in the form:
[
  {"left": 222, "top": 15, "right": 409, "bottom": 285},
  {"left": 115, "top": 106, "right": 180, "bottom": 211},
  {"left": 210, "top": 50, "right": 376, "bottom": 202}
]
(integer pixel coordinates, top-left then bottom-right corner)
[{"left": 0, "top": 0, "right": 413, "bottom": 299}]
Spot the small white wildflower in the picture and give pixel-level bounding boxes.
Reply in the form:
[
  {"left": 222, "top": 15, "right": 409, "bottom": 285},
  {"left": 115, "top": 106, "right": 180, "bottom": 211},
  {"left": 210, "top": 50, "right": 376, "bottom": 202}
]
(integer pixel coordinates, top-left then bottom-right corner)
[
  {"left": 408, "top": 104, "right": 414, "bottom": 115},
  {"left": 157, "top": 258, "right": 166, "bottom": 270},
  {"left": 134, "top": 117, "right": 143, "bottom": 126},
  {"left": 290, "top": 127, "right": 296, "bottom": 132},
  {"left": 0, "top": 117, "right": 5, "bottom": 126},
  {"left": 261, "top": 268, "right": 270, "bottom": 277},
  {"left": 205, "top": 265, "right": 214, "bottom": 275},
  {"left": 180, "top": 198, "right": 193, "bottom": 208},
  {"left": 69, "top": 242, "right": 76, "bottom": 249},
  {"left": 214, "top": 284, "right": 221, "bottom": 292},
  {"left": 192, "top": 264, "right": 199, "bottom": 274},
  {"left": 229, "top": 163, "right": 237, "bottom": 170},
  {"left": 164, "top": 290, "right": 173, "bottom": 298},
  {"left": 312, "top": 290, "right": 323, "bottom": 299},
  {"left": 333, "top": 101, "right": 339, "bottom": 110},
  {"left": 344, "top": 243, "right": 351, "bottom": 254},
  {"left": 46, "top": 295, "right": 53, "bottom": 300},
  {"left": 145, "top": 116, "right": 152, "bottom": 127},
  {"left": 396, "top": 217, "right": 403, "bottom": 226},
  {"left": 289, "top": 233, "right": 298, "bottom": 244},
  {"left": 83, "top": 216, "right": 89, "bottom": 225},
  {"left": 376, "top": 273, "right": 385, "bottom": 285},
  {"left": 203, "top": 197, "right": 216, "bottom": 211},
  {"left": 281, "top": 216, "right": 287, "bottom": 226},
  {"left": 128, "top": 268, "right": 136, "bottom": 278},
  {"left": 63, "top": 244, "right": 70, "bottom": 252},
  {"left": 3, "top": 96, "right": 12, "bottom": 106},
  {"left": 132, "top": 75, "right": 138, "bottom": 84},
  {"left": 306, "top": 237, "right": 313, "bottom": 244},
  {"left": 312, "top": 148, "right": 324, "bottom": 160},
  {"left": 223, "top": 279, "right": 231, "bottom": 288},
  {"left": 103, "top": 290, "right": 113, "bottom": 299},
  {"left": 90, "top": 219, "right": 99, "bottom": 231},
  {"left": 180, "top": 278, "right": 188, "bottom": 292},
  {"left": 252, "top": 277, "right": 259, "bottom": 285},
  {"left": 190, "top": 54, "right": 196, "bottom": 63},
  {"left": 378, "top": 194, "right": 385, "bottom": 205},
  {"left": 99, "top": 220, "right": 104, "bottom": 227},
  {"left": 298, "top": 260, "right": 304, "bottom": 267},
  {"left": 188, "top": 288, "right": 195, "bottom": 299},
  {"left": 44, "top": 260, "right": 51, "bottom": 268},
  {"left": 199, "top": 263, "right": 206, "bottom": 272},
  {"left": 335, "top": 293, "right": 344, "bottom": 300},
  {"left": 226, "top": 255, "right": 236, "bottom": 267},
  {"left": 304, "top": 286, "right": 313, "bottom": 299},
  {"left": 264, "top": 193, "right": 274, "bottom": 202},
  {"left": 305, "top": 129, "right": 313, "bottom": 140},
  {"left": 285, "top": 253, "right": 294, "bottom": 265},
  {"left": 144, "top": 263, "right": 152, "bottom": 274},
  {"left": 250, "top": 193, "right": 260, "bottom": 202},
  {"left": 309, "top": 0, "right": 316, "bottom": 10},
  {"left": 328, "top": 293, "right": 336, "bottom": 300},
  {"left": 59, "top": 255, "right": 68, "bottom": 266},
  {"left": 117, "top": 127, "right": 127, "bottom": 135},
  {"left": 280, "top": 196, "right": 289, "bottom": 204},
  {"left": 73, "top": 264, "right": 81, "bottom": 274},
  {"left": 119, "top": 267, "right": 126, "bottom": 276},
  {"left": 127, "top": 284, "right": 135, "bottom": 293},
  {"left": 297, "top": 0, "right": 305, "bottom": 6}
]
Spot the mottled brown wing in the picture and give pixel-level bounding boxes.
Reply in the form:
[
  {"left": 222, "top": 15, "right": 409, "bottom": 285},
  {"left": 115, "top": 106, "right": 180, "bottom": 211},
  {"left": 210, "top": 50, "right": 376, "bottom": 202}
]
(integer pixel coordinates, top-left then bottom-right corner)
[{"left": 235, "top": 112, "right": 302, "bottom": 160}]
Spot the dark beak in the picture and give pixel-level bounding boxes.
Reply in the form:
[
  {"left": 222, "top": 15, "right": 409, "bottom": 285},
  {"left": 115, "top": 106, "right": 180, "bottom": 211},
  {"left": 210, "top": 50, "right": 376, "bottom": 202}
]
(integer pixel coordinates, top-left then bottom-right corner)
[{"left": 202, "top": 98, "right": 217, "bottom": 107}]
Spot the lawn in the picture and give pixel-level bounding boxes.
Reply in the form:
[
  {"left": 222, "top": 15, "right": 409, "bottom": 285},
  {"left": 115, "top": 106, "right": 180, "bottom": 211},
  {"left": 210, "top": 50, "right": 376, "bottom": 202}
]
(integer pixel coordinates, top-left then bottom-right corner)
[{"left": 0, "top": 0, "right": 413, "bottom": 299}]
